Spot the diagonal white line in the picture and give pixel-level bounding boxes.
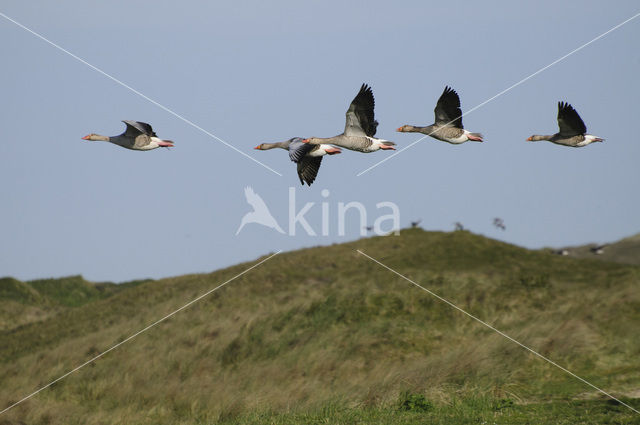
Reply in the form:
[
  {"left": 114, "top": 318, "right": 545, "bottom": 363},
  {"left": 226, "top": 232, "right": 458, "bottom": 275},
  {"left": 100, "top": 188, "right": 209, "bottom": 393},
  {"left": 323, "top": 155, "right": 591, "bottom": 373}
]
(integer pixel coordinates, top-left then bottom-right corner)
[
  {"left": 357, "top": 249, "right": 640, "bottom": 415},
  {"left": 0, "top": 11, "right": 282, "bottom": 177},
  {"left": 357, "top": 11, "right": 640, "bottom": 177},
  {"left": 0, "top": 250, "right": 282, "bottom": 416}
]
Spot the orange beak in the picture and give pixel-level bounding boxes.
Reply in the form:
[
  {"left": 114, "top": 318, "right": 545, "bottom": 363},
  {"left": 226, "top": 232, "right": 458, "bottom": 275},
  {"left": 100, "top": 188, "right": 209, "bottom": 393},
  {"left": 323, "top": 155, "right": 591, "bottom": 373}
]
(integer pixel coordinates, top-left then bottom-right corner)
[
  {"left": 82, "top": 135, "right": 91, "bottom": 140},
  {"left": 302, "top": 139, "right": 310, "bottom": 144},
  {"left": 526, "top": 137, "right": 532, "bottom": 141},
  {"left": 396, "top": 127, "right": 404, "bottom": 132},
  {"left": 254, "top": 145, "right": 261, "bottom": 150}
]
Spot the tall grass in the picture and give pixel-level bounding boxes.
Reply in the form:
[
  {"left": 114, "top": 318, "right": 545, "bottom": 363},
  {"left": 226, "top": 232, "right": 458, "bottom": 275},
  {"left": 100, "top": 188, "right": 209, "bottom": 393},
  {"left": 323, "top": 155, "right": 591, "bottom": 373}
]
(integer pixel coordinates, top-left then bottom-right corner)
[
  {"left": 1, "top": 229, "right": 639, "bottom": 424},
  {"left": 0, "top": 275, "right": 147, "bottom": 332}
]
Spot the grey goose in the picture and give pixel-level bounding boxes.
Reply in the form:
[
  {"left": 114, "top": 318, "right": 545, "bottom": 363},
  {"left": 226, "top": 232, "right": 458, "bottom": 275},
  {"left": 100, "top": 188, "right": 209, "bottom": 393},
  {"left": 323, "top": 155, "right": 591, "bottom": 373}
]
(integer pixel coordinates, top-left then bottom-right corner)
[
  {"left": 303, "top": 84, "right": 396, "bottom": 153},
  {"left": 397, "top": 86, "right": 483, "bottom": 144},
  {"left": 82, "top": 120, "right": 174, "bottom": 151}
]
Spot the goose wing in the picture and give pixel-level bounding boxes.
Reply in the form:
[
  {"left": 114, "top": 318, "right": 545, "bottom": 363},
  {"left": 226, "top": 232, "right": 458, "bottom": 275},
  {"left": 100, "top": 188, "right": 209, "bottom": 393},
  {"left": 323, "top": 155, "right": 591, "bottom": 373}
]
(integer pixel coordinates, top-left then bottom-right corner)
[
  {"left": 344, "top": 84, "right": 378, "bottom": 137},
  {"left": 288, "top": 137, "right": 314, "bottom": 163},
  {"left": 122, "top": 120, "right": 157, "bottom": 137},
  {"left": 433, "top": 86, "right": 463, "bottom": 128},
  {"left": 297, "top": 156, "right": 322, "bottom": 186},
  {"left": 557, "top": 102, "right": 586, "bottom": 136}
]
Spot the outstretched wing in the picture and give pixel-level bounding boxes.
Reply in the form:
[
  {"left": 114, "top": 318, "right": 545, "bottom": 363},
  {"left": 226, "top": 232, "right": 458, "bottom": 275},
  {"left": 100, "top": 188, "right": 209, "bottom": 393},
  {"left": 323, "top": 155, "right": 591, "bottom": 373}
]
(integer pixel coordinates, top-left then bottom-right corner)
[
  {"left": 433, "top": 86, "right": 463, "bottom": 128},
  {"left": 297, "top": 156, "right": 323, "bottom": 186},
  {"left": 557, "top": 102, "right": 586, "bottom": 136},
  {"left": 288, "top": 137, "right": 314, "bottom": 163},
  {"left": 344, "top": 83, "right": 378, "bottom": 137},
  {"left": 122, "top": 120, "right": 157, "bottom": 137}
]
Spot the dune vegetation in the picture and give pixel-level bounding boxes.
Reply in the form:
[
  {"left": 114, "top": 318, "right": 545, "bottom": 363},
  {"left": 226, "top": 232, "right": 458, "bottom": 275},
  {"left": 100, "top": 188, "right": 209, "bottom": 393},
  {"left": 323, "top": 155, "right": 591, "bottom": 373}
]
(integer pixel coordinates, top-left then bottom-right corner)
[{"left": 1, "top": 229, "right": 639, "bottom": 424}]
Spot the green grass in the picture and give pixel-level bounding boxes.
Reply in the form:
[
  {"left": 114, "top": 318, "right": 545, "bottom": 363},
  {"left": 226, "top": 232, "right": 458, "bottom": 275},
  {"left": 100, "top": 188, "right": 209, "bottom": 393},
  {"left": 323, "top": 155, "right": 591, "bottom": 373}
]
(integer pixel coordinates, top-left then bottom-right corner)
[
  {"left": 218, "top": 397, "right": 640, "bottom": 425},
  {"left": 0, "top": 275, "right": 150, "bottom": 332},
  {"left": 1, "top": 229, "right": 639, "bottom": 424}
]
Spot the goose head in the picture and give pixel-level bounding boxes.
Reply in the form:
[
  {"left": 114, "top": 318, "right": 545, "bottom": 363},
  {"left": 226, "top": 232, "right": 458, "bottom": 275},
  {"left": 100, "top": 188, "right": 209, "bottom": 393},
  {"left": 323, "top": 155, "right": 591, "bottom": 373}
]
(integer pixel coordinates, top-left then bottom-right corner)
[
  {"left": 526, "top": 135, "right": 547, "bottom": 142},
  {"left": 82, "top": 134, "right": 109, "bottom": 141}
]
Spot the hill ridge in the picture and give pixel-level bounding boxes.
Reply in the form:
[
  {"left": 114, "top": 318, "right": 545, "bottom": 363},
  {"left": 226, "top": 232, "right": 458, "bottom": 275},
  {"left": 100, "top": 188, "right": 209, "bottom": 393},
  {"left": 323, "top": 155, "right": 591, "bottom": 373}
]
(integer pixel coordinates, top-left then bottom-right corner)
[{"left": 1, "top": 229, "right": 639, "bottom": 423}]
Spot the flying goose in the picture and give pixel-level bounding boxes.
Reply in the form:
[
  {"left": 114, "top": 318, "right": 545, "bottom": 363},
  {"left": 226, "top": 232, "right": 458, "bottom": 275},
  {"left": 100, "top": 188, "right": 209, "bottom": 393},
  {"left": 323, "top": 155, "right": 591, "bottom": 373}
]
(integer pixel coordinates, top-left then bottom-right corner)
[
  {"left": 493, "top": 217, "right": 506, "bottom": 231},
  {"left": 302, "top": 84, "right": 396, "bottom": 153},
  {"left": 255, "top": 137, "right": 341, "bottom": 186},
  {"left": 82, "top": 120, "right": 174, "bottom": 151},
  {"left": 527, "top": 102, "right": 603, "bottom": 147},
  {"left": 397, "top": 86, "right": 483, "bottom": 144}
]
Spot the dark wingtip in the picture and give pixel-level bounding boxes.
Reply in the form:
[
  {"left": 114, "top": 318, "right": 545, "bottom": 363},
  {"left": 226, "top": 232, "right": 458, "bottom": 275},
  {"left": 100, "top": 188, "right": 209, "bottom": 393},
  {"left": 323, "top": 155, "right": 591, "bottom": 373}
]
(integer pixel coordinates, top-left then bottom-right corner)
[
  {"left": 360, "top": 83, "right": 374, "bottom": 96},
  {"left": 558, "top": 101, "right": 572, "bottom": 111}
]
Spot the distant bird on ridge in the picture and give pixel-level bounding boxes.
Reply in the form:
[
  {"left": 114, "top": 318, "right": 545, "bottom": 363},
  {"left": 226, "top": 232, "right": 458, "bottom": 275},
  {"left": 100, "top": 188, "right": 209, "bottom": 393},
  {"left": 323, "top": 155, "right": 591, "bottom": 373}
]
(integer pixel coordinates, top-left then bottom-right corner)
[{"left": 590, "top": 244, "right": 608, "bottom": 255}]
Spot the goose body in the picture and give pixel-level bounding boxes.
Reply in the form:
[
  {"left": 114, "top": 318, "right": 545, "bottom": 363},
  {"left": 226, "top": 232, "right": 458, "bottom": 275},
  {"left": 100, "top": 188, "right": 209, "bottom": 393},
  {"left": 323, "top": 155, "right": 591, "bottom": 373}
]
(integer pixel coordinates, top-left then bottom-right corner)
[
  {"left": 397, "top": 86, "right": 483, "bottom": 144},
  {"left": 82, "top": 120, "right": 174, "bottom": 151},
  {"left": 255, "top": 137, "right": 341, "bottom": 186},
  {"left": 527, "top": 102, "right": 603, "bottom": 147},
  {"left": 303, "top": 84, "right": 396, "bottom": 153},
  {"left": 304, "top": 135, "right": 395, "bottom": 153}
]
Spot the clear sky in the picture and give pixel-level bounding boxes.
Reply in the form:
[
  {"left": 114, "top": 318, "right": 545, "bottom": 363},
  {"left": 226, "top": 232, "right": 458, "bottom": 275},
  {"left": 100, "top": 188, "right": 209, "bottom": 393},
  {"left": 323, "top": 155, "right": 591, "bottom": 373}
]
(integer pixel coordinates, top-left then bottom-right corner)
[{"left": 1, "top": 1, "right": 639, "bottom": 282}]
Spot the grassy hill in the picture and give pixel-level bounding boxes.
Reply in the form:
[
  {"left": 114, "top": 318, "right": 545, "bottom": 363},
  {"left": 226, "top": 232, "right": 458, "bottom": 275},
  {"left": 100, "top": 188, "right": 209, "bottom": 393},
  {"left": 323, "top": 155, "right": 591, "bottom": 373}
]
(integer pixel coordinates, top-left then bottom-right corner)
[
  {"left": 0, "top": 275, "right": 149, "bottom": 332},
  {"left": 1, "top": 229, "right": 639, "bottom": 424},
  {"left": 556, "top": 232, "right": 640, "bottom": 265}
]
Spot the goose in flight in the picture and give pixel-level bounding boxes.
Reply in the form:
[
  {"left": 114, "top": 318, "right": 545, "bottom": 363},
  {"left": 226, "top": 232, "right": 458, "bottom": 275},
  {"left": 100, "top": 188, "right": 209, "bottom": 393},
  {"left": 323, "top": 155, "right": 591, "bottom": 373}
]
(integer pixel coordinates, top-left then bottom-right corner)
[
  {"left": 236, "top": 187, "right": 285, "bottom": 235},
  {"left": 527, "top": 102, "right": 603, "bottom": 147},
  {"left": 303, "top": 84, "right": 396, "bottom": 153},
  {"left": 397, "top": 86, "right": 483, "bottom": 144},
  {"left": 255, "top": 137, "right": 341, "bottom": 186},
  {"left": 493, "top": 217, "right": 506, "bottom": 231},
  {"left": 82, "top": 120, "right": 174, "bottom": 150}
]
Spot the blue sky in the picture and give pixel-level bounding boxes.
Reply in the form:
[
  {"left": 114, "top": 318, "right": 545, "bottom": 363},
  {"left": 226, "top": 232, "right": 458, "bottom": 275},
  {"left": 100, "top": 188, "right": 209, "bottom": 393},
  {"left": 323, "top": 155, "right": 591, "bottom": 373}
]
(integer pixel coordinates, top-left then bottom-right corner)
[{"left": 1, "top": 1, "right": 639, "bottom": 282}]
